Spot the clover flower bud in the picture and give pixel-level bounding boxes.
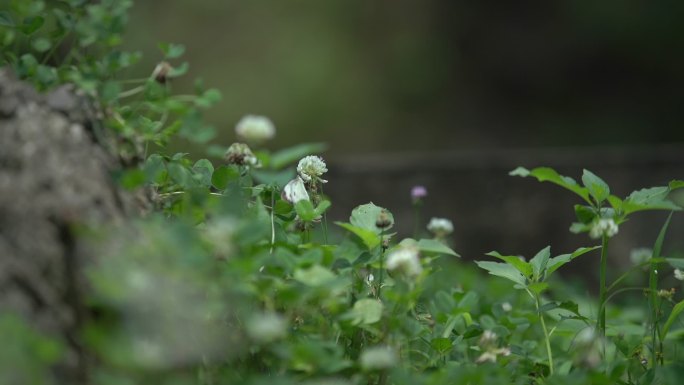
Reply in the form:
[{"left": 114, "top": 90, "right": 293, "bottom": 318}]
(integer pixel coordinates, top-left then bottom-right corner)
[
  {"left": 235, "top": 115, "right": 276, "bottom": 143},
  {"left": 281, "top": 176, "right": 310, "bottom": 204},
  {"left": 427, "top": 217, "right": 454, "bottom": 237},
  {"left": 411, "top": 185, "right": 427, "bottom": 203},
  {"left": 224, "top": 142, "right": 260, "bottom": 167},
  {"left": 297, "top": 155, "right": 328, "bottom": 183},
  {"left": 630, "top": 248, "right": 652, "bottom": 265},
  {"left": 589, "top": 218, "right": 618, "bottom": 239},
  {"left": 359, "top": 346, "right": 398, "bottom": 371},
  {"left": 246, "top": 312, "right": 288, "bottom": 344},
  {"left": 386, "top": 246, "right": 422, "bottom": 278},
  {"left": 675, "top": 268, "right": 684, "bottom": 281},
  {"left": 375, "top": 209, "right": 393, "bottom": 229},
  {"left": 479, "top": 330, "right": 498, "bottom": 349}
]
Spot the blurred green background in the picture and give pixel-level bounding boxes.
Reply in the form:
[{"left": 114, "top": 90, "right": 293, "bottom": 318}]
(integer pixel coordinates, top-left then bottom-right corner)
[{"left": 124, "top": 0, "right": 684, "bottom": 156}]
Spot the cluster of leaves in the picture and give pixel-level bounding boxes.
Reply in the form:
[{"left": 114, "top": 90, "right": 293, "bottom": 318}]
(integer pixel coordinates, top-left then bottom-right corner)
[
  {"left": 3, "top": 1, "right": 684, "bottom": 385},
  {"left": 0, "top": 0, "right": 221, "bottom": 160}
]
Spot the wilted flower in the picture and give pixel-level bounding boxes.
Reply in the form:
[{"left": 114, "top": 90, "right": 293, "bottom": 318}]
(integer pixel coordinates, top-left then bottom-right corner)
[
  {"left": 235, "top": 115, "right": 276, "bottom": 143},
  {"left": 375, "top": 209, "right": 393, "bottom": 229},
  {"left": 281, "top": 176, "right": 310, "bottom": 204},
  {"left": 224, "top": 142, "right": 260, "bottom": 167},
  {"left": 359, "top": 346, "right": 397, "bottom": 371},
  {"left": 675, "top": 268, "right": 684, "bottom": 281},
  {"left": 246, "top": 312, "right": 288, "bottom": 343},
  {"left": 427, "top": 217, "right": 454, "bottom": 237},
  {"left": 657, "top": 288, "right": 675, "bottom": 300},
  {"left": 151, "top": 61, "right": 173, "bottom": 84},
  {"left": 297, "top": 155, "right": 328, "bottom": 183},
  {"left": 386, "top": 246, "right": 422, "bottom": 278},
  {"left": 411, "top": 185, "right": 427, "bottom": 202},
  {"left": 589, "top": 218, "right": 618, "bottom": 239}
]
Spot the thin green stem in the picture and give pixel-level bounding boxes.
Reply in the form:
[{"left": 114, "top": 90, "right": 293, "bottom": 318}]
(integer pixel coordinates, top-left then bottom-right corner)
[
  {"left": 378, "top": 229, "right": 386, "bottom": 298},
  {"left": 597, "top": 235, "right": 609, "bottom": 338},
  {"left": 535, "top": 293, "right": 554, "bottom": 375},
  {"left": 270, "top": 188, "right": 276, "bottom": 254},
  {"left": 320, "top": 182, "right": 329, "bottom": 244},
  {"left": 649, "top": 258, "right": 659, "bottom": 370}
]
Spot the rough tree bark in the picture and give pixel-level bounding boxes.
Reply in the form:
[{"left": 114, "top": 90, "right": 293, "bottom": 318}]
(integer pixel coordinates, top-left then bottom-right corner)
[{"left": 0, "top": 69, "right": 137, "bottom": 384}]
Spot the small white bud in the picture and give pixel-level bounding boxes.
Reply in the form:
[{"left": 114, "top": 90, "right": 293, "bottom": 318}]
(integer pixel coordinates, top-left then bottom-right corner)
[
  {"left": 427, "top": 217, "right": 454, "bottom": 237},
  {"left": 235, "top": 115, "right": 275, "bottom": 143},
  {"left": 589, "top": 218, "right": 618, "bottom": 239},
  {"left": 386, "top": 246, "right": 422, "bottom": 278},
  {"left": 675, "top": 268, "right": 684, "bottom": 281},
  {"left": 246, "top": 312, "right": 288, "bottom": 343},
  {"left": 359, "top": 346, "right": 397, "bottom": 371},
  {"left": 501, "top": 302, "right": 512, "bottom": 312}
]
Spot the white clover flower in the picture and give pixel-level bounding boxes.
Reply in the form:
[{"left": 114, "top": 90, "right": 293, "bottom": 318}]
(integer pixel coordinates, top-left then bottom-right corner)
[
  {"left": 235, "top": 115, "right": 275, "bottom": 143},
  {"left": 224, "top": 142, "right": 260, "bottom": 167},
  {"left": 246, "top": 312, "right": 288, "bottom": 344},
  {"left": 589, "top": 218, "right": 618, "bottom": 239},
  {"left": 386, "top": 246, "right": 422, "bottom": 278},
  {"left": 427, "top": 217, "right": 454, "bottom": 237},
  {"left": 476, "top": 347, "right": 511, "bottom": 364},
  {"left": 501, "top": 302, "right": 512, "bottom": 312},
  {"left": 281, "top": 176, "right": 310, "bottom": 204},
  {"left": 479, "top": 330, "right": 498, "bottom": 348},
  {"left": 359, "top": 346, "right": 398, "bottom": 371},
  {"left": 297, "top": 155, "right": 328, "bottom": 183},
  {"left": 675, "top": 268, "right": 684, "bottom": 281}
]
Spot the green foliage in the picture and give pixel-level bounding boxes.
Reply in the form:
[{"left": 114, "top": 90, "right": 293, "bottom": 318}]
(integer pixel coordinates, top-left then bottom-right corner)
[{"left": 5, "top": 3, "right": 684, "bottom": 385}]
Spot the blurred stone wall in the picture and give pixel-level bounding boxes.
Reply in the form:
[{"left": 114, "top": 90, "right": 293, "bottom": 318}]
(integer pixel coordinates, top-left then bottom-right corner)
[{"left": 326, "top": 144, "right": 684, "bottom": 283}]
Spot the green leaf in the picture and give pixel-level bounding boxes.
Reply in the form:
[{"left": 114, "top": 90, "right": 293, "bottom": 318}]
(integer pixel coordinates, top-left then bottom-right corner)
[
  {"left": 350, "top": 203, "right": 393, "bottom": 234},
  {"left": 351, "top": 298, "right": 383, "bottom": 325},
  {"left": 581, "top": 169, "right": 610, "bottom": 204},
  {"left": 21, "top": 16, "right": 44, "bottom": 35},
  {"left": 315, "top": 200, "right": 331, "bottom": 217},
  {"left": 0, "top": 11, "right": 14, "bottom": 27},
  {"left": 294, "top": 200, "right": 317, "bottom": 222},
  {"left": 118, "top": 169, "right": 146, "bottom": 190},
  {"left": 475, "top": 261, "right": 527, "bottom": 287},
  {"left": 417, "top": 239, "right": 460, "bottom": 257},
  {"left": 669, "top": 180, "right": 684, "bottom": 190},
  {"left": 293, "top": 265, "right": 336, "bottom": 286},
  {"left": 335, "top": 222, "right": 381, "bottom": 250},
  {"left": 167, "top": 162, "right": 195, "bottom": 188},
  {"left": 574, "top": 205, "right": 595, "bottom": 224},
  {"left": 510, "top": 166, "right": 592, "bottom": 205},
  {"left": 486, "top": 251, "right": 531, "bottom": 277},
  {"left": 251, "top": 169, "right": 296, "bottom": 188},
  {"left": 192, "top": 159, "right": 214, "bottom": 187},
  {"left": 528, "top": 282, "right": 549, "bottom": 295},
  {"left": 31, "top": 37, "right": 51, "bottom": 52},
  {"left": 529, "top": 246, "right": 551, "bottom": 281},
  {"left": 546, "top": 246, "right": 600, "bottom": 276},
  {"left": 665, "top": 258, "right": 684, "bottom": 269},
  {"left": 211, "top": 166, "right": 239, "bottom": 189},
  {"left": 270, "top": 143, "right": 327, "bottom": 169},
  {"left": 159, "top": 42, "right": 185, "bottom": 58},
  {"left": 661, "top": 300, "right": 684, "bottom": 341},
  {"left": 623, "top": 186, "right": 681, "bottom": 214},
  {"left": 430, "top": 337, "right": 453, "bottom": 354}
]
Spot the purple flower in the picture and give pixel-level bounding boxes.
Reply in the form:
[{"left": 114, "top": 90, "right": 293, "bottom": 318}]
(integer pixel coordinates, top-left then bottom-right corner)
[{"left": 411, "top": 185, "right": 427, "bottom": 202}]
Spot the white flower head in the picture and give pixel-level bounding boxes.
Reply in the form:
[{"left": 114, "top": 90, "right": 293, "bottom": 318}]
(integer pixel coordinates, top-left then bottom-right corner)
[
  {"left": 235, "top": 115, "right": 275, "bottom": 143},
  {"left": 630, "top": 247, "right": 652, "bottom": 265},
  {"left": 297, "top": 155, "right": 328, "bottom": 183},
  {"left": 427, "top": 217, "right": 454, "bottom": 237},
  {"left": 359, "top": 346, "right": 398, "bottom": 371},
  {"left": 281, "top": 176, "right": 310, "bottom": 204},
  {"left": 675, "top": 268, "right": 684, "bottom": 281},
  {"left": 246, "top": 312, "right": 288, "bottom": 344},
  {"left": 224, "top": 142, "right": 260, "bottom": 167},
  {"left": 501, "top": 302, "right": 512, "bottom": 312},
  {"left": 589, "top": 218, "right": 618, "bottom": 239},
  {"left": 386, "top": 246, "right": 422, "bottom": 278}
]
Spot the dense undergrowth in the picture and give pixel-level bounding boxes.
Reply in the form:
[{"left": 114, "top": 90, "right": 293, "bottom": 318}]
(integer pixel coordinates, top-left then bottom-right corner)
[{"left": 2, "top": 1, "right": 684, "bottom": 384}]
